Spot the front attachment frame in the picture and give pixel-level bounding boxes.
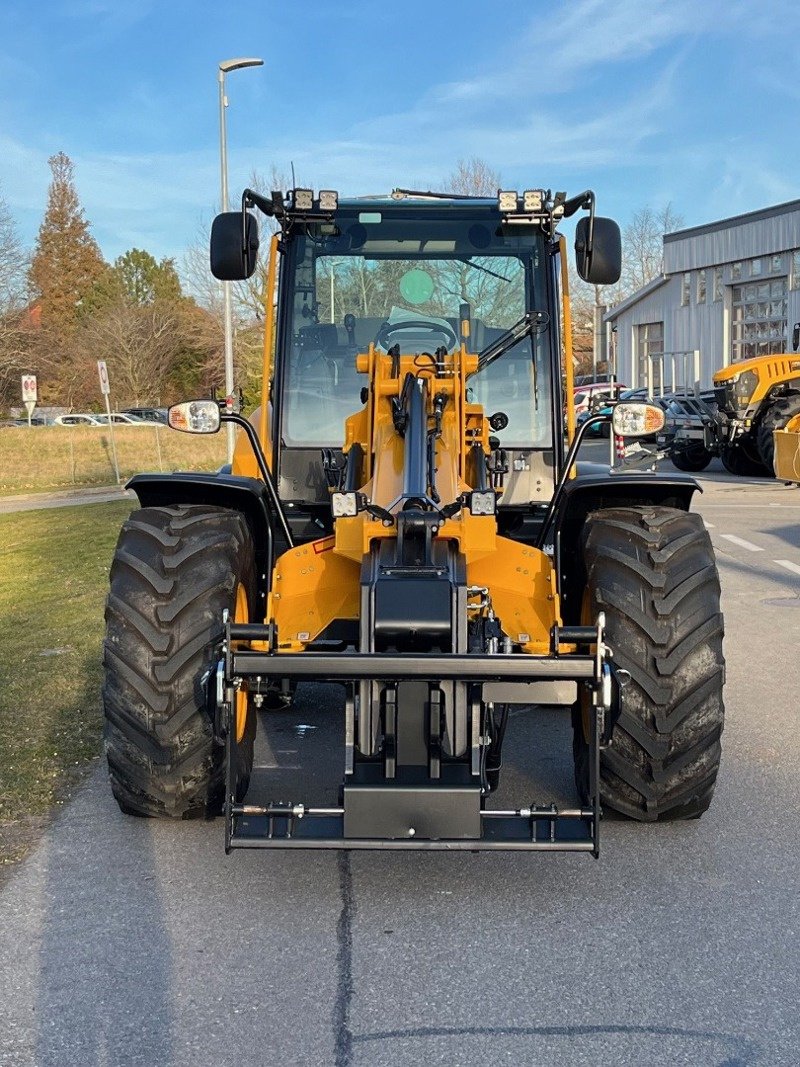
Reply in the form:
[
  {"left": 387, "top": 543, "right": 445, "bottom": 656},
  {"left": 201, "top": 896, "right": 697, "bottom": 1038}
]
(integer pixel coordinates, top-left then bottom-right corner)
[{"left": 219, "top": 620, "right": 611, "bottom": 856}]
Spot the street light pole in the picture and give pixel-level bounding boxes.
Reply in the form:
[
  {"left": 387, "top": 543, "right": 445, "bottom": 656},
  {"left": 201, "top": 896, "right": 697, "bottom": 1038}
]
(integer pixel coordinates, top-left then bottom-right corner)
[{"left": 218, "top": 56, "right": 263, "bottom": 463}]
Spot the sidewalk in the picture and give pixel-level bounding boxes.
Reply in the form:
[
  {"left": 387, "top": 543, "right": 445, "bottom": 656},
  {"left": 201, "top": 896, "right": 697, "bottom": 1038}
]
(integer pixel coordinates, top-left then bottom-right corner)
[{"left": 0, "top": 484, "right": 136, "bottom": 514}]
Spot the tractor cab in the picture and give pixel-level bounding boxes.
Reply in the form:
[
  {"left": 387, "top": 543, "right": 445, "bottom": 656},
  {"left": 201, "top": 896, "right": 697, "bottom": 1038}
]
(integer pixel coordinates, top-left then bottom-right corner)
[{"left": 224, "top": 189, "right": 619, "bottom": 545}]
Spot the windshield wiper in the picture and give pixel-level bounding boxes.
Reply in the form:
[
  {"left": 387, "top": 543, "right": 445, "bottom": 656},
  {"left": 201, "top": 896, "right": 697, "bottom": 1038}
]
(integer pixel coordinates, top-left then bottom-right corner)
[
  {"left": 476, "top": 311, "right": 549, "bottom": 372},
  {"left": 456, "top": 256, "right": 511, "bottom": 283}
]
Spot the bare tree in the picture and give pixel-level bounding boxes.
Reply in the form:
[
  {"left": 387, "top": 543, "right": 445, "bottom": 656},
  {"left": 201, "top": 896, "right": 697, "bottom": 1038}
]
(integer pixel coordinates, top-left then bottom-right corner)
[
  {"left": 445, "top": 158, "right": 502, "bottom": 197},
  {"left": 0, "top": 192, "right": 30, "bottom": 407},
  {"left": 622, "top": 203, "right": 684, "bottom": 293}
]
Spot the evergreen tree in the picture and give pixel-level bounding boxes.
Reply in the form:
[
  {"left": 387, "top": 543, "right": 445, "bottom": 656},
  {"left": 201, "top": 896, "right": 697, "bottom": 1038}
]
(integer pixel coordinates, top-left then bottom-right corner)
[
  {"left": 28, "top": 152, "right": 106, "bottom": 334},
  {"left": 114, "top": 248, "right": 182, "bottom": 306}
]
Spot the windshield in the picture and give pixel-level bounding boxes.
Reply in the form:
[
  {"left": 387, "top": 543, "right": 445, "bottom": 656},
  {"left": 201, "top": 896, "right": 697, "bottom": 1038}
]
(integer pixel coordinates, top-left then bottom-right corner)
[{"left": 280, "top": 208, "right": 552, "bottom": 448}]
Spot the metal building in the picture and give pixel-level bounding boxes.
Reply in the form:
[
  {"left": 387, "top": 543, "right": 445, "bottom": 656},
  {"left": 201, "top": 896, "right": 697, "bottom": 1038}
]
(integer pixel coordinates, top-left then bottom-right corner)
[{"left": 605, "top": 199, "right": 800, "bottom": 392}]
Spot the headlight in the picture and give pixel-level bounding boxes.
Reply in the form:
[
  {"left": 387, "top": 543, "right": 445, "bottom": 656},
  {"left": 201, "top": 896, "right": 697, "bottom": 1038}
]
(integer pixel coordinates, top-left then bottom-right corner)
[
  {"left": 168, "top": 400, "right": 221, "bottom": 434},
  {"left": 733, "top": 369, "right": 759, "bottom": 405},
  {"left": 611, "top": 402, "right": 665, "bottom": 438}
]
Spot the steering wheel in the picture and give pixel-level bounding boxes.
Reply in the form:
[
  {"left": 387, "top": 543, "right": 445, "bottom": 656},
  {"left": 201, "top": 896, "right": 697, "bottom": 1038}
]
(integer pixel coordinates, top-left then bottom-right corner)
[{"left": 375, "top": 319, "right": 458, "bottom": 352}]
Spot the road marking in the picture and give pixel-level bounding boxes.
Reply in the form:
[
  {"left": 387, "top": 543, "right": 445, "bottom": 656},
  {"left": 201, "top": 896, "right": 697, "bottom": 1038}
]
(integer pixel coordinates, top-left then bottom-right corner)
[
  {"left": 720, "top": 534, "right": 764, "bottom": 552},
  {"left": 703, "top": 520, "right": 715, "bottom": 528},
  {"left": 774, "top": 559, "right": 800, "bottom": 576}
]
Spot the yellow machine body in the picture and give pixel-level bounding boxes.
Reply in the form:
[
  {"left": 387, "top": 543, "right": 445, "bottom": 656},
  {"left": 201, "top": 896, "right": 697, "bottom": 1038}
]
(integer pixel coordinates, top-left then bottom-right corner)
[
  {"left": 264, "top": 341, "right": 560, "bottom": 654},
  {"left": 713, "top": 352, "right": 800, "bottom": 404}
]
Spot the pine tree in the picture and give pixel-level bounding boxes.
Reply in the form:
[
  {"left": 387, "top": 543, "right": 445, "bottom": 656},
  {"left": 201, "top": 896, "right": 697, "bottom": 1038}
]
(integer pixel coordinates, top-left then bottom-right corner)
[{"left": 28, "top": 152, "right": 106, "bottom": 334}]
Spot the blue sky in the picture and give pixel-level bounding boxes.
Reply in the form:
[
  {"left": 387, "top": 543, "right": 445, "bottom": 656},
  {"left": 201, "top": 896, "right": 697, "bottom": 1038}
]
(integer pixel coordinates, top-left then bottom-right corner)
[{"left": 1, "top": 0, "right": 798, "bottom": 268}]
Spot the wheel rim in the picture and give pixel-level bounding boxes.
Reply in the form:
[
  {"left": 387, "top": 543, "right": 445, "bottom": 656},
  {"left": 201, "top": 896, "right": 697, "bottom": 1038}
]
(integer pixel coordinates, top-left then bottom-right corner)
[{"left": 234, "top": 582, "right": 249, "bottom": 742}]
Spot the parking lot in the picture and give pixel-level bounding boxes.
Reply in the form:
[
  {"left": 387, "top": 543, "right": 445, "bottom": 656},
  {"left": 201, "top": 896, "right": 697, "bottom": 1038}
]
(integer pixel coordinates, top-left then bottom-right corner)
[{"left": 1, "top": 465, "right": 799, "bottom": 1067}]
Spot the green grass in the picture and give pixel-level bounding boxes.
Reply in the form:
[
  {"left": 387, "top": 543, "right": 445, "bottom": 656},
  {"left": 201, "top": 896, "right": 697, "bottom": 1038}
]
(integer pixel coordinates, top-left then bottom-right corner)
[
  {"left": 0, "top": 500, "right": 133, "bottom": 869},
  {"left": 0, "top": 424, "right": 227, "bottom": 496}
]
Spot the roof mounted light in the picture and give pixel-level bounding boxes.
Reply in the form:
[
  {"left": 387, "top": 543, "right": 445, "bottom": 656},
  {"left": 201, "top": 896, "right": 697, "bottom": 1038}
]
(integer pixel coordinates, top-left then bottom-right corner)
[
  {"left": 293, "top": 188, "right": 314, "bottom": 211},
  {"left": 318, "top": 190, "right": 338, "bottom": 212},
  {"left": 498, "top": 190, "right": 519, "bottom": 213},
  {"left": 523, "top": 189, "right": 544, "bottom": 212}
]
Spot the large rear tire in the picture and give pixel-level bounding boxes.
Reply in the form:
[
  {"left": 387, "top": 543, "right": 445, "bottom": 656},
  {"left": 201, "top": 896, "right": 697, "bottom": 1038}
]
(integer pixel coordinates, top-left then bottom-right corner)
[
  {"left": 756, "top": 394, "right": 800, "bottom": 472},
  {"left": 670, "top": 442, "right": 712, "bottom": 472},
  {"left": 103, "top": 505, "right": 257, "bottom": 818},
  {"left": 720, "top": 439, "right": 770, "bottom": 476},
  {"left": 573, "top": 506, "right": 725, "bottom": 821}
]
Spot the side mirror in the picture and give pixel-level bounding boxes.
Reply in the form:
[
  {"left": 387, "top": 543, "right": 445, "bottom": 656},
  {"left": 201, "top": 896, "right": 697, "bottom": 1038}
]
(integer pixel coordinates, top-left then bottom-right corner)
[
  {"left": 168, "top": 401, "right": 221, "bottom": 434},
  {"left": 210, "top": 211, "right": 259, "bottom": 280},
  {"left": 575, "top": 216, "right": 622, "bottom": 285},
  {"left": 611, "top": 402, "right": 665, "bottom": 438},
  {"left": 792, "top": 321, "right": 799, "bottom": 352}
]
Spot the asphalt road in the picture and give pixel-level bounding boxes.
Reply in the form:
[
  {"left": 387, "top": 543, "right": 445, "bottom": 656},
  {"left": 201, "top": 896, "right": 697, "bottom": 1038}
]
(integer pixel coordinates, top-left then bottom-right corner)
[{"left": 2, "top": 465, "right": 800, "bottom": 1066}]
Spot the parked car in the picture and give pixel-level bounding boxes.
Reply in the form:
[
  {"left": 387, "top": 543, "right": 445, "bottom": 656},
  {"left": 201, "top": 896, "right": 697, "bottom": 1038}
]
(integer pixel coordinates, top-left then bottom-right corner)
[
  {"left": 121, "top": 407, "right": 168, "bottom": 424},
  {"left": 11, "top": 415, "right": 51, "bottom": 426},
  {"left": 94, "top": 412, "right": 148, "bottom": 425},
  {"left": 53, "top": 413, "right": 103, "bottom": 426},
  {"left": 53, "top": 412, "right": 147, "bottom": 426},
  {"left": 572, "top": 381, "right": 627, "bottom": 421}
]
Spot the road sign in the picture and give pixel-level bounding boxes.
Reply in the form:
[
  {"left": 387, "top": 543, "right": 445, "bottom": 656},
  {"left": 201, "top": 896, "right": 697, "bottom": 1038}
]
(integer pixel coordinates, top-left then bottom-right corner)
[
  {"left": 22, "top": 374, "right": 37, "bottom": 403},
  {"left": 97, "top": 360, "right": 110, "bottom": 396}
]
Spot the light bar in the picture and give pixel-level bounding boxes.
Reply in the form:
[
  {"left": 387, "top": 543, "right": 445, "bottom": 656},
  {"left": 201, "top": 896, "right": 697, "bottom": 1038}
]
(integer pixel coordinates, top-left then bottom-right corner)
[
  {"left": 318, "top": 190, "right": 339, "bottom": 211},
  {"left": 294, "top": 188, "right": 314, "bottom": 211},
  {"left": 498, "top": 190, "right": 519, "bottom": 213}
]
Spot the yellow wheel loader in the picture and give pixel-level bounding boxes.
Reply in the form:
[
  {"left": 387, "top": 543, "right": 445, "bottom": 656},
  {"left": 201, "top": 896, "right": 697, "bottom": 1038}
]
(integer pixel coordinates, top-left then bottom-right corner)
[{"left": 102, "top": 187, "right": 725, "bottom": 855}]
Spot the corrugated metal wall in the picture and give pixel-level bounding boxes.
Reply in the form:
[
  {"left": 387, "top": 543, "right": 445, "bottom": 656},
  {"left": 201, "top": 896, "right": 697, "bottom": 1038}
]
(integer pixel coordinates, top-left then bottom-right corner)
[
  {"left": 608, "top": 202, "right": 800, "bottom": 390},
  {"left": 664, "top": 203, "right": 800, "bottom": 272}
]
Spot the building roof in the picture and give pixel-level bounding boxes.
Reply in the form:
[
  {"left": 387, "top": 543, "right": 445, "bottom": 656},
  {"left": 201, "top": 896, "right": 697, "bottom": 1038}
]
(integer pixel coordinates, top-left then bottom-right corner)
[
  {"left": 603, "top": 275, "right": 669, "bottom": 323},
  {"left": 664, "top": 198, "right": 800, "bottom": 244}
]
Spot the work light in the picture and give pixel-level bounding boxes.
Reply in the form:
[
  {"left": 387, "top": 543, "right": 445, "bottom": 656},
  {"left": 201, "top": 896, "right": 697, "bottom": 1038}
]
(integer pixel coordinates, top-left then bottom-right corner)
[
  {"left": 331, "top": 492, "right": 359, "bottom": 517},
  {"left": 294, "top": 188, "right": 314, "bottom": 211},
  {"left": 469, "top": 490, "right": 496, "bottom": 516},
  {"left": 498, "top": 191, "right": 519, "bottom": 213},
  {"left": 523, "top": 190, "right": 543, "bottom": 212},
  {"left": 318, "top": 190, "right": 339, "bottom": 211}
]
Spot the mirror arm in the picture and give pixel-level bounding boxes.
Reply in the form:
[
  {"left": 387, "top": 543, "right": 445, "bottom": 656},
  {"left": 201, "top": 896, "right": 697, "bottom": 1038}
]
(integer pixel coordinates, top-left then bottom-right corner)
[
  {"left": 242, "top": 188, "right": 276, "bottom": 217},
  {"left": 535, "top": 413, "right": 607, "bottom": 549},
  {"left": 561, "top": 189, "right": 593, "bottom": 219},
  {"left": 221, "top": 411, "right": 295, "bottom": 549},
  {"left": 569, "top": 190, "right": 597, "bottom": 267},
  {"left": 240, "top": 188, "right": 283, "bottom": 258}
]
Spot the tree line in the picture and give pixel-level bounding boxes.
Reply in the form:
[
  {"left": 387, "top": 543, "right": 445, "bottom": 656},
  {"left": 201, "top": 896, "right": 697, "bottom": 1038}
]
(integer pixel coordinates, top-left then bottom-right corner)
[
  {"left": 0, "top": 152, "right": 222, "bottom": 413},
  {"left": 0, "top": 153, "right": 680, "bottom": 413}
]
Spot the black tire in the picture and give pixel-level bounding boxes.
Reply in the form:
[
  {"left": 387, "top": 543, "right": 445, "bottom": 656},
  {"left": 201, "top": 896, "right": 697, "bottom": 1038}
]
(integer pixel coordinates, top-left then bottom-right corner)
[
  {"left": 720, "top": 439, "right": 770, "bottom": 477},
  {"left": 756, "top": 394, "right": 800, "bottom": 472},
  {"left": 103, "top": 505, "right": 257, "bottom": 818},
  {"left": 572, "top": 506, "right": 725, "bottom": 821},
  {"left": 670, "top": 442, "right": 712, "bottom": 472}
]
